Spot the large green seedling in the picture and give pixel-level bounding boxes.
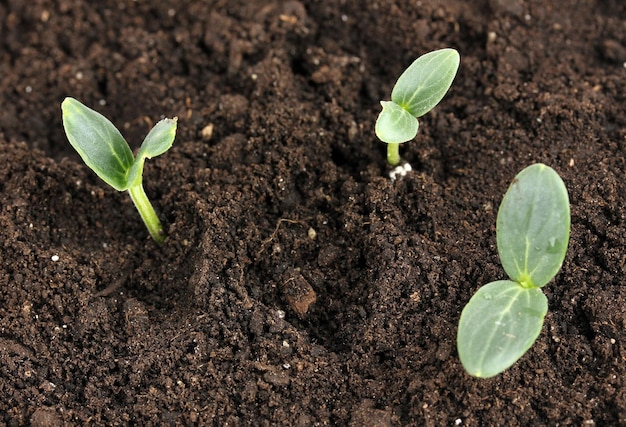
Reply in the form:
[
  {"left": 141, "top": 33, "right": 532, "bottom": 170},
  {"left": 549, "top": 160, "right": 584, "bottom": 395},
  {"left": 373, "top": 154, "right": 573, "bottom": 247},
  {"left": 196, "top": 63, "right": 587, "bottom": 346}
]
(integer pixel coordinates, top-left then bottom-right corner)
[
  {"left": 61, "top": 97, "right": 177, "bottom": 243},
  {"left": 375, "top": 48, "right": 459, "bottom": 166},
  {"left": 457, "top": 163, "right": 570, "bottom": 378}
]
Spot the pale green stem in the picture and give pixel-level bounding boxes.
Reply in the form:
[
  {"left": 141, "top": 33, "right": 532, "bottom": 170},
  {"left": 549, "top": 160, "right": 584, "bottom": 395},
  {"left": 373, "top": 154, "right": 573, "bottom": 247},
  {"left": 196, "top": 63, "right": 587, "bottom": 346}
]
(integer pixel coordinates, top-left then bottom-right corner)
[
  {"left": 387, "top": 142, "right": 401, "bottom": 166},
  {"left": 127, "top": 184, "right": 165, "bottom": 243}
]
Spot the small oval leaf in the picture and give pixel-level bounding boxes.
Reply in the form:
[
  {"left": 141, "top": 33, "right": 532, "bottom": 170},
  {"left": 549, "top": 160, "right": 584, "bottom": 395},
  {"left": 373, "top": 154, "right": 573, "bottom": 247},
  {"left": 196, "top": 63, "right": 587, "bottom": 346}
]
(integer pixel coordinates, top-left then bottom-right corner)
[
  {"left": 497, "top": 163, "right": 570, "bottom": 287},
  {"left": 390, "top": 48, "right": 460, "bottom": 118},
  {"left": 375, "top": 101, "right": 419, "bottom": 144},
  {"left": 127, "top": 118, "right": 178, "bottom": 188},
  {"left": 61, "top": 97, "right": 133, "bottom": 191},
  {"left": 457, "top": 280, "right": 548, "bottom": 378},
  {"left": 138, "top": 117, "right": 178, "bottom": 159}
]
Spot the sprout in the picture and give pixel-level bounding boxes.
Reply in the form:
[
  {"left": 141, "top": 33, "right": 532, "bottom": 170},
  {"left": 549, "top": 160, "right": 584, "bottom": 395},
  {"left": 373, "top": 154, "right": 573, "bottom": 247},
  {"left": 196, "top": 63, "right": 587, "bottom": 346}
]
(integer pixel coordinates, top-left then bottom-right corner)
[
  {"left": 61, "top": 97, "right": 177, "bottom": 243},
  {"left": 375, "top": 48, "right": 460, "bottom": 166},
  {"left": 457, "top": 163, "right": 571, "bottom": 378}
]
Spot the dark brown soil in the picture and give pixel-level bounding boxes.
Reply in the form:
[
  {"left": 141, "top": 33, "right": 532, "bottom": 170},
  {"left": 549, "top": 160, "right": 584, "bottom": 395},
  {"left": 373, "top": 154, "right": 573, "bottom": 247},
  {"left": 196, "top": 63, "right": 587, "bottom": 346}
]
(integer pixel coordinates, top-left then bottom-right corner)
[{"left": 1, "top": 0, "right": 625, "bottom": 425}]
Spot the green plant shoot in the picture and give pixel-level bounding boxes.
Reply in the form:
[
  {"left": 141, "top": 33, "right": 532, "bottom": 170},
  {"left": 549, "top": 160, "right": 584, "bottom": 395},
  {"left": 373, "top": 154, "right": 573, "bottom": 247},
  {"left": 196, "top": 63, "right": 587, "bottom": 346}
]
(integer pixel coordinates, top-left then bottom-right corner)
[
  {"left": 457, "top": 163, "right": 570, "bottom": 378},
  {"left": 61, "top": 97, "right": 177, "bottom": 243},
  {"left": 375, "top": 48, "right": 460, "bottom": 166}
]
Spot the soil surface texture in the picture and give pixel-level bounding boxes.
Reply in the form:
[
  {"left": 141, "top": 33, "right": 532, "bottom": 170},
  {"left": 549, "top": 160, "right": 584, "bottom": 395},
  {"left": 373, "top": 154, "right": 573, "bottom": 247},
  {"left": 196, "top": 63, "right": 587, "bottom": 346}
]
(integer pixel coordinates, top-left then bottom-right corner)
[{"left": 1, "top": 0, "right": 625, "bottom": 425}]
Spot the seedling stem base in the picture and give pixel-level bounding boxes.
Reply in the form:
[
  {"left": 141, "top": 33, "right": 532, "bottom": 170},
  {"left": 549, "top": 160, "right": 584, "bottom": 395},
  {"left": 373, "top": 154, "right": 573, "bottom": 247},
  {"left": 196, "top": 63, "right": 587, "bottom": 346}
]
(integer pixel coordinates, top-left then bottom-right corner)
[
  {"left": 387, "top": 142, "right": 401, "bottom": 166},
  {"left": 128, "top": 184, "right": 165, "bottom": 243}
]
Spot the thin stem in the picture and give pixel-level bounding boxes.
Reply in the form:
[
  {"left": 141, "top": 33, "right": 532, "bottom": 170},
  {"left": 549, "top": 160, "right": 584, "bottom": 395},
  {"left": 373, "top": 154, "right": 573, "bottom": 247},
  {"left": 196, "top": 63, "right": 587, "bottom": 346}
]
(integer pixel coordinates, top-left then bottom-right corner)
[
  {"left": 127, "top": 184, "right": 165, "bottom": 243},
  {"left": 387, "top": 142, "right": 401, "bottom": 166}
]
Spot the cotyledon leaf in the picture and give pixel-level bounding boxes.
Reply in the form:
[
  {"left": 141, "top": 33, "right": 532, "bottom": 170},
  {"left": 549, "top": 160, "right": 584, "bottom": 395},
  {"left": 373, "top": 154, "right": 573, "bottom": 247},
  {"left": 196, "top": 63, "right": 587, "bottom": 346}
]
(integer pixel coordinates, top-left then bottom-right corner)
[
  {"left": 127, "top": 117, "right": 178, "bottom": 189},
  {"left": 496, "top": 163, "right": 570, "bottom": 288},
  {"left": 390, "top": 48, "right": 460, "bottom": 118},
  {"left": 61, "top": 97, "right": 134, "bottom": 191},
  {"left": 375, "top": 101, "right": 419, "bottom": 144},
  {"left": 457, "top": 280, "right": 548, "bottom": 378}
]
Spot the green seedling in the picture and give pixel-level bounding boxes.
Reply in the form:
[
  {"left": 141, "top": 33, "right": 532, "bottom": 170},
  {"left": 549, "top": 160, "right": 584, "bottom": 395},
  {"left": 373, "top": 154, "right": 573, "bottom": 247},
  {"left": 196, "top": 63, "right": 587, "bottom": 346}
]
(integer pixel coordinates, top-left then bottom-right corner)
[
  {"left": 61, "top": 97, "right": 177, "bottom": 243},
  {"left": 375, "top": 48, "right": 460, "bottom": 166},
  {"left": 457, "top": 163, "right": 570, "bottom": 378}
]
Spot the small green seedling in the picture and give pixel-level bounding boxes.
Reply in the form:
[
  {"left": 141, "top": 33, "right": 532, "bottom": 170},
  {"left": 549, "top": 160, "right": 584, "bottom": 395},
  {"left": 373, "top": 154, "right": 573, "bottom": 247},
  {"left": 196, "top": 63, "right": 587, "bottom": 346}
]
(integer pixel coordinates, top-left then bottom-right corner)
[
  {"left": 375, "top": 48, "right": 460, "bottom": 166},
  {"left": 61, "top": 97, "right": 177, "bottom": 243},
  {"left": 457, "top": 163, "right": 570, "bottom": 378}
]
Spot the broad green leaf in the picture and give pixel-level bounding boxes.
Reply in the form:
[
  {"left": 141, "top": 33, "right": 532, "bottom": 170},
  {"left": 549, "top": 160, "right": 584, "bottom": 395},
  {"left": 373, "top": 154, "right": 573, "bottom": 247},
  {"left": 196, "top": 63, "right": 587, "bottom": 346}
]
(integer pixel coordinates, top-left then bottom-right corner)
[
  {"left": 457, "top": 280, "right": 548, "bottom": 378},
  {"left": 390, "top": 48, "right": 460, "bottom": 118},
  {"left": 127, "top": 118, "right": 177, "bottom": 188},
  {"left": 62, "top": 97, "right": 133, "bottom": 191},
  {"left": 375, "top": 101, "right": 419, "bottom": 144},
  {"left": 497, "top": 164, "right": 570, "bottom": 288}
]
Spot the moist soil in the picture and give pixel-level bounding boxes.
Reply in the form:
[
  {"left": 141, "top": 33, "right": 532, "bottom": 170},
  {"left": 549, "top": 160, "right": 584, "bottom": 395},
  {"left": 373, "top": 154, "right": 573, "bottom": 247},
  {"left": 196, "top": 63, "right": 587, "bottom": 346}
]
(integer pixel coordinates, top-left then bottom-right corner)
[{"left": 1, "top": 0, "right": 625, "bottom": 425}]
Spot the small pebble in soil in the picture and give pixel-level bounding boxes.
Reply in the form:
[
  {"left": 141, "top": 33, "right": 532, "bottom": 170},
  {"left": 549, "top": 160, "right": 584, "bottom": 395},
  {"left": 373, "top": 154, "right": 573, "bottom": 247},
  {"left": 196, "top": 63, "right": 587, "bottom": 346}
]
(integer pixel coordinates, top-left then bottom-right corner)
[
  {"left": 599, "top": 39, "right": 626, "bottom": 64},
  {"left": 30, "top": 407, "right": 62, "bottom": 427},
  {"left": 51, "top": 255, "right": 59, "bottom": 262},
  {"left": 201, "top": 123, "right": 214, "bottom": 140},
  {"left": 283, "top": 274, "right": 317, "bottom": 316}
]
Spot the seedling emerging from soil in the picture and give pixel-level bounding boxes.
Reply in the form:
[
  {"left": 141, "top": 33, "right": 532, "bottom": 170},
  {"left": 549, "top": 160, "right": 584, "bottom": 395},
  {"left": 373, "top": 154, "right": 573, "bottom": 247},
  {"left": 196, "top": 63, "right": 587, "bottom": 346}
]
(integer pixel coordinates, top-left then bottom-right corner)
[
  {"left": 375, "top": 48, "right": 460, "bottom": 166},
  {"left": 61, "top": 97, "right": 177, "bottom": 243},
  {"left": 457, "top": 163, "right": 570, "bottom": 378}
]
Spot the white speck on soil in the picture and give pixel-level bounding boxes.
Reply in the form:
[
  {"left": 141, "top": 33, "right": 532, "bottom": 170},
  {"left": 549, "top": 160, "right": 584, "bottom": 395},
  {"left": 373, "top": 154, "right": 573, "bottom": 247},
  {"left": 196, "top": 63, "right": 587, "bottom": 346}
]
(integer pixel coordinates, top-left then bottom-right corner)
[{"left": 389, "top": 163, "right": 412, "bottom": 180}]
